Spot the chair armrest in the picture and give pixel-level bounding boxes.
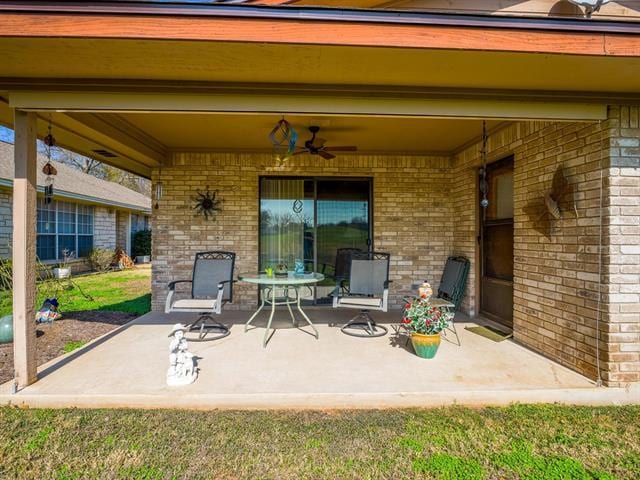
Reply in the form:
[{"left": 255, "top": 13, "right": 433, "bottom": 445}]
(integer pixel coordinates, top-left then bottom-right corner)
[
  {"left": 216, "top": 279, "right": 237, "bottom": 288},
  {"left": 168, "top": 280, "right": 192, "bottom": 291},
  {"left": 384, "top": 280, "right": 393, "bottom": 289}
]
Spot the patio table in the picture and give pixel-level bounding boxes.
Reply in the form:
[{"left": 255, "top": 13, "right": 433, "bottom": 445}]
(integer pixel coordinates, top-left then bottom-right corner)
[{"left": 238, "top": 273, "right": 324, "bottom": 347}]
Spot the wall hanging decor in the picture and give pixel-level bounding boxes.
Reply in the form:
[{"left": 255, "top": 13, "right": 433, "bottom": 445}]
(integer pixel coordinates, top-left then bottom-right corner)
[
  {"left": 42, "top": 119, "right": 58, "bottom": 204},
  {"left": 193, "top": 186, "right": 222, "bottom": 220},
  {"left": 478, "top": 120, "right": 489, "bottom": 210},
  {"left": 154, "top": 168, "right": 163, "bottom": 210},
  {"left": 523, "top": 164, "right": 577, "bottom": 239}
]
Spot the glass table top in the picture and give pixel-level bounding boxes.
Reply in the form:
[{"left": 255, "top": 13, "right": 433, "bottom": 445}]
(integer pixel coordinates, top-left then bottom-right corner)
[{"left": 238, "top": 272, "right": 325, "bottom": 285}]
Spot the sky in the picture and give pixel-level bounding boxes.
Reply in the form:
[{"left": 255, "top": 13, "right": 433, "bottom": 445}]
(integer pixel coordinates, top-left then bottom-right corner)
[{"left": 0, "top": 126, "right": 14, "bottom": 144}]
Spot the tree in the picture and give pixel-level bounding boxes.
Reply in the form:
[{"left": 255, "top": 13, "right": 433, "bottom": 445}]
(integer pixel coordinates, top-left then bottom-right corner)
[{"left": 36, "top": 139, "right": 151, "bottom": 196}]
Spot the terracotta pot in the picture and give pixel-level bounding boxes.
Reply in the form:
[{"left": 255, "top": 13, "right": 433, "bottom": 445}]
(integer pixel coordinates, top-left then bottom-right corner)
[{"left": 410, "top": 332, "right": 441, "bottom": 359}]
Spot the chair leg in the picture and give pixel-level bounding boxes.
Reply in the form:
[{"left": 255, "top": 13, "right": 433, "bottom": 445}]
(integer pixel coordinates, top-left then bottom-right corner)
[
  {"left": 186, "top": 314, "right": 230, "bottom": 342},
  {"left": 340, "top": 310, "right": 388, "bottom": 338}
]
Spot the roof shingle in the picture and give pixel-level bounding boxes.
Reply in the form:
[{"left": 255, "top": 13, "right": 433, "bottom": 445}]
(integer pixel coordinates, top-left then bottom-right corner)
[{"left": 0, "top": 141, "right": 151, "bottom": 212}]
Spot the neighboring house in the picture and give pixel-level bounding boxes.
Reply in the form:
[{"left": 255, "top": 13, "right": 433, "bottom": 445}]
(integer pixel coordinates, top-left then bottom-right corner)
[
  {"left": 0, "top": 141, "right": 151, "bottom": 269},
  {"left": 0, "top": 1, "right": 638, "bottom": 390}
]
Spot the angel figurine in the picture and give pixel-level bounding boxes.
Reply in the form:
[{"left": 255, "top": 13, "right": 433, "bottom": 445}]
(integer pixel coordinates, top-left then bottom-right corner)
[{"left": 166, "top": 323, "right": 198, "bottom": 386}]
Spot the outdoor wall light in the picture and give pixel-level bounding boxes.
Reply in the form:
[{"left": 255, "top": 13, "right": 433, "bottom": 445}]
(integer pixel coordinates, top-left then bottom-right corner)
[{"left": 155, "top": 181, "right": 163, "bottom": 210}]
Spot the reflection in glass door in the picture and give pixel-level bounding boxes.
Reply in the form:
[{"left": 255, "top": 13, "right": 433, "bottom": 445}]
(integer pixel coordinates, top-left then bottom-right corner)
[{"left": 259, "top": 177, "right": 372, "bottom": 304}]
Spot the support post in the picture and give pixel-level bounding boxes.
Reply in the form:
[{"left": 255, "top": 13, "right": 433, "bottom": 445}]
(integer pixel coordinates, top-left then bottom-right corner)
[{"left": 12, "top": 110, "right": 38, "bottom": 388}]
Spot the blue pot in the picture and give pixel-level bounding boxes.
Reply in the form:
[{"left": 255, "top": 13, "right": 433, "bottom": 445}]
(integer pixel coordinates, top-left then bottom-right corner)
[{"left": 0, "top": 314, "right": 12, "bottom": 344}]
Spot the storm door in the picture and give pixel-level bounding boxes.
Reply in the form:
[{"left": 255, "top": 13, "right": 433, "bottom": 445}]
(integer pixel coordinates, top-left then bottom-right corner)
[{"left": 480, "top": 156, "right": 514, "bottom": 328}]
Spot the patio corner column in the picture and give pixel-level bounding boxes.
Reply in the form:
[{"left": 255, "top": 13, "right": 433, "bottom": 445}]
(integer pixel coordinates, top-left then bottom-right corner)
[{"left": 12, "top": 110, "right": 38, "bottom": 388}]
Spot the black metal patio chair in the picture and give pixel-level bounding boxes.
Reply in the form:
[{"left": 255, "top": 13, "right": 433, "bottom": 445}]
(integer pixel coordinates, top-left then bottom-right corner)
[{"left": 165, "top": 251, "right": 236, "bottom": 341}]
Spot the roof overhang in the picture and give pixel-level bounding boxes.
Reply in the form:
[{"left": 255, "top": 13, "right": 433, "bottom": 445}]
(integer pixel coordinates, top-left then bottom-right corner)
[
  {"left": 0, "top": 178, "right": 151, "bottom": 213},
  {"left": 0, "top": 2, "right": 639, "bottom": 56}
]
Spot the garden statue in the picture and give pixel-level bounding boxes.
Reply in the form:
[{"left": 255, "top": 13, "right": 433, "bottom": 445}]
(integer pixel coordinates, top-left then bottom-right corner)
[{"left": 167, "top": 323, "right": 198, "bottom": 386}]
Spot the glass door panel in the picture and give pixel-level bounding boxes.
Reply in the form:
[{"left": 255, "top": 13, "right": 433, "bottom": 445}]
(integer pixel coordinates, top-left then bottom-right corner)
[
  {"left": 259, "top": 177, "right": 372, "bottom": 305},
  {"left": 259, "top": 178, "right": 314, "bottom": 271},
  {"left": 315, "top": 180, "right": 371, "bottom": 302}
]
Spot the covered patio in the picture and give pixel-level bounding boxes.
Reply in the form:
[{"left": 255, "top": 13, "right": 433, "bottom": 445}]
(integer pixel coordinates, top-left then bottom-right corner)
[
  {"left": 4, "top": 308, "right": 631, "bottom": 409},
  {"left": 0, "top": 1, "right": 638, "bottom": 405}
]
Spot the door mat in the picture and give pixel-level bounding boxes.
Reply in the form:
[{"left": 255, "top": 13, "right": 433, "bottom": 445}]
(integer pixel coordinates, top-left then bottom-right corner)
[{"left": 465, "top": 325, "right": 513, "bottom": 342}]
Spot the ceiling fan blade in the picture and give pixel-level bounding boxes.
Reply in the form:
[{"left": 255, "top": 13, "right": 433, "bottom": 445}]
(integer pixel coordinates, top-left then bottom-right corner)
[
  {"left": 311, "top": 137, "right": 327, "bottom": 149},
  {"left": 324, "top": 146, "right": 357, "bottom": 152},
  {"left": 318, "top": 151, "right": 336, "bottom": 160},
  {"left": 292, "top": 149, "right": 307, "bottom": 156}
]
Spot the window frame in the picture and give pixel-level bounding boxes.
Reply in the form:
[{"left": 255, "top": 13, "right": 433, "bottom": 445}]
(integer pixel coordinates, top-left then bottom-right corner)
[{"left": 36, "top": 199, "right": 95, "bottom": 261}]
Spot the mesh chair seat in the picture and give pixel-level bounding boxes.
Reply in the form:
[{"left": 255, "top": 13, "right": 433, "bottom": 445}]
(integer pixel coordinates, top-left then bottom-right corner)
[
  {"left": 336, "top": 297, "right": 383, "bottom": 308},
  {"left": 172, "top": 299, "right": 218, "bottom": 311}
]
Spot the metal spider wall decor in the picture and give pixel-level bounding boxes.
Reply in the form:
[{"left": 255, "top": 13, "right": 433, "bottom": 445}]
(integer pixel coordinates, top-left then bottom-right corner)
[{"left": 193, "top": 187, "right": 222, "bottom": 220}]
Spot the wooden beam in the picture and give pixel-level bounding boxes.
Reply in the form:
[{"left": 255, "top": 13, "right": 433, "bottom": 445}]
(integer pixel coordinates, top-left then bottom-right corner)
[
  {"left": 0, "top": 11, "right": 638, "bottom": 57},
  {"left": 12, "top": 109, "right": 37, "bottom": 389}
]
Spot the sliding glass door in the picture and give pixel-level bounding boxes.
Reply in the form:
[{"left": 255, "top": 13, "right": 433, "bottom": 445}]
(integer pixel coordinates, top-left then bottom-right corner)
[{"left": 259, "top": 177, "right": 372, "bottom": 303}]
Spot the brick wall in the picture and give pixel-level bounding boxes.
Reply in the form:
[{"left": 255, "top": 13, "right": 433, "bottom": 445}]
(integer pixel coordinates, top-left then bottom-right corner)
[
  {"left": 452, "top": 109, "right": 639, "bottom": 386},
  {"left": 151, "top": 109, "right": 638, "bottom": 386},
  {"left": 603, "top": 106, "right": 640, "bottom": 385},
  {"left": 151, "top": 153, "right": 453, "bottom": 312},
  {"left": 93, "top": 206, "right": 116, "bottom": 250}
]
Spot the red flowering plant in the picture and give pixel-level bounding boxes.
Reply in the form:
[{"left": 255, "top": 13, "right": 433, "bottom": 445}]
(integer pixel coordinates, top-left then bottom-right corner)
[{"left": 401, "top": 295, "right": 453, "bottom": 335}]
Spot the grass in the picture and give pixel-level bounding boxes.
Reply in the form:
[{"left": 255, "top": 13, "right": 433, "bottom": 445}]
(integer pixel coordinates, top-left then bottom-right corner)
[
  {"left": 0, "top": 405, "right": 638, "bottom": 479},
  {"left": 0, "top": 268, "right": 151, "bottom": 317},
  {"left": 62, "top": 340, "right": 87, "bottom": 354}
]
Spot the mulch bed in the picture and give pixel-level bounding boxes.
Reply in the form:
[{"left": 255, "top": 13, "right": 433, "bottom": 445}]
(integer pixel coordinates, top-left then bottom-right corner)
[{"left": 0, "top": 311, "right": 136, "bottom": 385}]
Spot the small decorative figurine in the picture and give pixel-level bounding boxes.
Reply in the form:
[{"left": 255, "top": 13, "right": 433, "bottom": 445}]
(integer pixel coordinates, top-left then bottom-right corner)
[
  {"left": 418, "top": 281, "right": 433, "bottom": 300},
  {"left": 294, "top": 259, "right": 304, "bottom": 275},
  {"left": 167, "top": 323, "right": 198, "bottom": 386}
]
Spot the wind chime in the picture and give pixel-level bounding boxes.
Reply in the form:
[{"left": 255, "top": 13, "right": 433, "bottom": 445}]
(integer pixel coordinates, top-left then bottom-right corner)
[
  {"left": 478, "top": 120, "right": 489, "bottom": 210},
  {"left": 42, "top": 120, "right": 58, "bottom": 204},
  {"left": 268, "top": 117, "right": 298, "bottom": 160}
]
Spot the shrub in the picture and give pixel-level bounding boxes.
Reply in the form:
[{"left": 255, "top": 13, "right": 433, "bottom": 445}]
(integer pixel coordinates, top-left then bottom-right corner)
[
  {"left": 87, "top": 248, "right": 115, "bottom": 272},
  {"left": 0, "top": 259, "right": 12, "bottom": 291},
  {"left": 132, "top": 229, "right": 152, "bottom": 258}
]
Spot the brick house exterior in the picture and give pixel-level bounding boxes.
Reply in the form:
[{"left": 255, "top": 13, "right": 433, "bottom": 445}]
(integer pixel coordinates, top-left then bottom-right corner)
[
  {"left": 151, "top": 107, "right": 639, "bottom": 387},
  {"left": 0, "top": 141, "right": 151, "bottom": 268}
]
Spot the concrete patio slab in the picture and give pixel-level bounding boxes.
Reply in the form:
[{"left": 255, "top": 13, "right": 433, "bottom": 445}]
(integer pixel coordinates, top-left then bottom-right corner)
[{"left": 1, "top": 309, "right": 637, "bottom": 409}]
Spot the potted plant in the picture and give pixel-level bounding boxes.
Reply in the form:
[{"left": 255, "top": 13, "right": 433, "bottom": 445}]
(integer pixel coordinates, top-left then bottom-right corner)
[
  {"left": 402, "top": 295, "right": 454, "bottom": 359},
  {"left": 53, "top": 249, "right": 74, "bottom": 279}
]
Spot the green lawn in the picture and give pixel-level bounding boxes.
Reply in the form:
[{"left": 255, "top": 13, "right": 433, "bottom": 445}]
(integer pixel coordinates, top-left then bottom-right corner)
[
  {"left": 0, "top": 405, "right": 638, "bottom": 479},
  {"left": 0, "top": 268, "right": 151, "bottom": 317}
]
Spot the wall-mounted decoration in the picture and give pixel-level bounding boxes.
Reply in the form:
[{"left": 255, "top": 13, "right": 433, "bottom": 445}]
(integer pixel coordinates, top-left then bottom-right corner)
[
  {"left": 42, "top": 120, "right": 58, "bottom": 204},
  {"left": 523, "top": 165, "right": 577, "bottom": 239},
  {"left": 193, "top": 186, "right": 222, "bottom": 220}
]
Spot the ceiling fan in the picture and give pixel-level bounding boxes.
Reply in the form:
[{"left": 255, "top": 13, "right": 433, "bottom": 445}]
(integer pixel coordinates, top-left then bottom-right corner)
[{"left": 294, "top": 126, "right": 357, "bottom": 160}]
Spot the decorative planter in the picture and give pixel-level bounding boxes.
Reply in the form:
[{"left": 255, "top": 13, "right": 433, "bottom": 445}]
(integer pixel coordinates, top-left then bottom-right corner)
[
  {"left": 53, "top": 267, "right": 71, "bottom": 279},
  {"left": 136, "top": 255, "right": 150, "bottom": 264},
  {"left": 0, "top": 314, "right": 12, "bottom": 344},
  {"left": 410, "top": 332, "right": 441, "bottom": 359}
]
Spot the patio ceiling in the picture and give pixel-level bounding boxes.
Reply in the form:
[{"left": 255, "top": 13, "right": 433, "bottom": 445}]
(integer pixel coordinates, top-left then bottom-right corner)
[{"left": 117, "top": 113, "right": 504, "bottom": 155}]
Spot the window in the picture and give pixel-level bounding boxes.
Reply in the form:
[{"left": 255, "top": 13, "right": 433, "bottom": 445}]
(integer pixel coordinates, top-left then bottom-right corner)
[{"left": 36, "top": 199, "right": 94, "bottom": 261}]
